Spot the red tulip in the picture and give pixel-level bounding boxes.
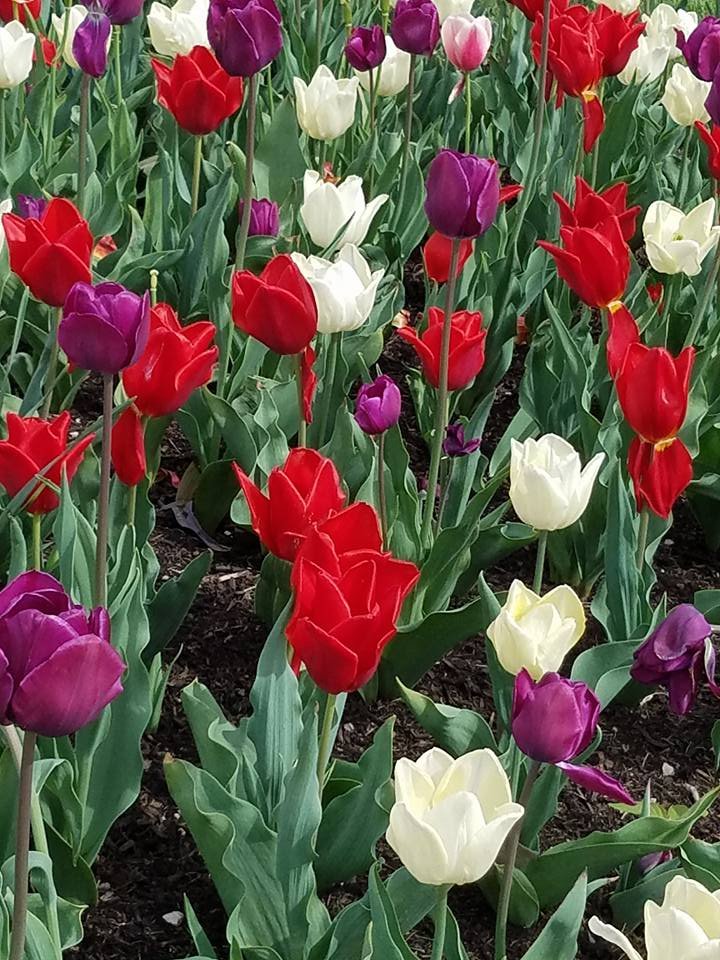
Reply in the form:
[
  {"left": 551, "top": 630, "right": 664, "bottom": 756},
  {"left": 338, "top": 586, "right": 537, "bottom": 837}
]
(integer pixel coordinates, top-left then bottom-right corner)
[
  {"left": 233, "top": 449, "right": 346, "bottom": 561},
  {"left": 2, "top": 198, "right": 93, "bottom": 307},
  {"left": 0, "top": 413, "right": 94, "bottom": 514},
  {"left": 615, "top": 343, "right": 694, "bottom": 444},
  {"left": 628, "top": 437, "right": 693, "bottom": 519},
  {"left": 397, "top": 307, "right": 487, "bottom": 390},
  {"left": 647, "top": 282, "right": 664, "bottom": 312},
  {"left": 422, "top": 232, "right": 474, "bottom": 283},
  {"left": 606, "top": 302, "right": 639, "bottom": 380},
  {"left": 287, "top": 502, "right": 420, "bottom": 694},
  {"left": 121, "top": 303, "right": 218, "bottom": 417},
  {"left": 111, "top": 406, "right": 146, "bottom": 487},
  {"left": 499, "top": 183, "right": 524, "bottom": 204},
  {"left": 151, "top": 46, "right": 244, "bottom": 136},
  {"left": 555, "top": 176, "right": 640, "bottom": 241},
  {"left": 232, "top": 255, "right": 318, "bottom": 355},
  {"left": 695, "top": 121, "right": 720, "bottom": 180},
  {"left": 0, "top": 0, "right": 40, "bottom": 23},
  {"left": 538, "top": 215, "right": 629, "bottom": 308},
  {"left": 591, "top": 5, "right": 644, "bottom": 77},
  {"left": 301, "top": 344, "right": 317, "bottom": 424},
  {"left": 508, "top": 0, "right": 566, "bottom": 23}
]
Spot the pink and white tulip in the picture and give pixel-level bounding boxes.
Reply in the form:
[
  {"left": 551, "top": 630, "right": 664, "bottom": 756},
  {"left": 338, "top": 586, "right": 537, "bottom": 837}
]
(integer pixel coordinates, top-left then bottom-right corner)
[{"left": 441, "top": 13, "right": 492, "bottom": 73}]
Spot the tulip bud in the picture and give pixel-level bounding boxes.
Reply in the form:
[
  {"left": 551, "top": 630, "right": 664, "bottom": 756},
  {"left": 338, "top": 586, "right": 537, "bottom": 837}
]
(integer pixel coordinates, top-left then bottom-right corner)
[
  {"left": 16, "top": 195, "right": 48, "bottom": 220},
  {"left": 424, "top": 149, "right": 500, "bottom": 238},
  {"left": 72, "top": 8, "right": 112, "bottom": 77},
  {"left": 678, "top": 16, "right": 720, "bottom": 82},
  {"left": 207, "top": 0, "right": 283, "bottom": 76},
  {"left": 237, "top": 197, "right": 280, "bottom": 237},
  {"left": 422, "top": 232, "right": 474, "bottom": 282},
  {"left": 291, "top": 245, "right": 384, "bottom": 335},
  {"left": 643, "top": 198, "right": 720, "bottom": 276},
  {"left": 661, "top": 63, "right": 711, "bottom": 125},
  {"left": 356, "top": 36, "right": 412, "bottom": 95},
  {"left": 152, "top": 46, "right": 244, "bottom": 135},
  {"left": 294, "top": 66, "right": 359, "bottom": 141},
  {"left": 391, "top": 0, "right": 440, "bottom": 55},
  {"left": 0, "top": 21, "right": 35, "bottom": 89},
  {"left": 354, "top": 375, "right": 402, "bottom": 435},
  {"left": 300, "top": 170, "right": 389, "bottom": 249},
  {"left": 345, "top": 24, "right": 386, "bottom": 71},
  {"left": 441, "top": 13, "right": 492, "bottom": 73},
  {"left": 487, "top": 579, "right": 585, "bottom": 680},
  {"left": 386, "top": 748, "right": 524, "bottom": 886},
  {"left": 148, "top": 0, "right": 209, "bottom": 56},
  {"left": 512, "top": 669, "right": 599, "bottom": 764},
  {"left": 103, "top": 0, "right": 143, "bottom": 24},
  {"left": 443, "top": 422, "right": 481, "bottom": 456},
  {"left": 52, "top": 6, "right": 106, "bottom": 71}
]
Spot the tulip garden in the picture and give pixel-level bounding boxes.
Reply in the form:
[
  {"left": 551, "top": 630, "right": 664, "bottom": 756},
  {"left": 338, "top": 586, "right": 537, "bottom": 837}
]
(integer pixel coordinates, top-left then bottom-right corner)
[{"left": 3, "top": 0, "right": 720, "bottom": 956}]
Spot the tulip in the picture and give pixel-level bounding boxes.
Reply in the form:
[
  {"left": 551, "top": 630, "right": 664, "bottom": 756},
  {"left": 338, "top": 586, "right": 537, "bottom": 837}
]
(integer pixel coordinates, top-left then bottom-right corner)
[
  {"left": 425, "top": 150, "right": 500, "bottom": 239},
  {"left": 606, "top": 300, "right": 640, "bottom": 380},
  {"left": 591, "top": 5, "right": 644, "bottom": 77},
  {"left": 507, "top": 0, "right": 542, "bottom": 22},
  {"left": 678, "top": 17, "right": 720, "bottom": 83},
  {"left": 52, "top": 5, "right": 109, "bottom": 71},
  {"left": 422, "top": 232, "right": 474, "bottom": 282},
  {"left": 391, "top": 0, "right": 440, "bottom": 55},
  {"left": 345, "top": 24, "right": 386, "bottom": 71},
  {"left": 661, "top": 63, "right": 711, "bottom": 125},
  {"left": 148, "top": 0, "right": 209, "bottom": 56},
  {"left": 443, "top": 422, "right": 481, "bottom": 456},
  {"left": 59, "top": 281, "right": 150, "bottom": 375},
  {"left": 615, "top": 342, "right": 694, "bottom": 443},
  {"left": 101, "top": 0, "right": 143, "bottom": 25},
  {"left": 291, "top": 245, "right": 384, "bottom": 335},
  {"left": 628, "top": 436, "right": 694, "bottom": 519},
  {"left": 386, "top": 747, "right": 524, "bottom": 885},
  {"left": 590, "top": 876, "right": 720, "bottom": 960},
  {"left": 72, "top": 7, "right": 112, "bottom": 76},
  {"left": 0, "top": 413, "right": 94, "bottom": 514},
  {"left": 512, "top": 671, "right": 634, "bottom": 803},
  {"left": 237, "top": 197, "right": 280, "bottom": 237},
  {"left": 397, "top": 307, "right": 487, "bottom": 390},
  {"left": 0, "top": 0, "right": 40, "bottom": 24},
  {"left": 695, "top": 120, "right": 720, "bottom": 179},
  {"left": 441, "top": 13, "right": 491, "bottom": 72},
  {"left": 509, "top": 435, "right": 605, "bottom": 532},
  {"left": 486, "top": 579, "right": 585, "bottom": 680},
  {"left": 434, "top": 0, "right": 475, "bottom": 20},
  {"left": 294, "top": 66, "right": 359, "bottom": 141},
  {"left": 554, "top": 176, "right": 640, "bottom": 242},
  {"left": 300, "top": 171, "right": 389, "bottom": 249},
  {"left": 619, "top": 5, "right": 697, "bottom": 85},
  {"left": 15, "top": 195, "right": 47, "bottom": 220},
  {"left": 357, "top": 36, "right": 412, "bottom": 96},
  {"left": 122, "top": 303, "right": 218, "bottom": 416},
  {"left": 233, "top": 449, "right": 347, "bottom": 561},
  {"left": 0, "top": 21, "right": 35, "bottom": 89},
  {"left": 231, "top": 254, "right": 318, "bottom": 355},
  {"left": 2, "top": 198, "right": 93, "bottom": 307},
  {"left": 643, "top": 198, "right": 720, "bottom": 275},
  {"left": 354, "top": 375, "right": 402, "bottom": 435},
  {"left": 206, "top": 0, "right": 282, "bottom": 76},
  {"left": 111, "top": 405, "right": 146, "bottom": 487},
  {"left": 590, "top": 0, "right": 638, "bottom": 11},
  {"left": 151, "top": 46, "right": 244, "bottom": 135}
]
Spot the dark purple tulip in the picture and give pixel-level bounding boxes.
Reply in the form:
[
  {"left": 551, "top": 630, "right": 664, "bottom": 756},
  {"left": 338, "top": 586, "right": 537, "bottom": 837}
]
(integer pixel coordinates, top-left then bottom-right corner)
[
  {"left": 637, "top": 850, "right": 673, "bottom": 876},
  {"left": 631, "top": 604, "right": 719, "bottom": 715},
  {"left": 425, "top": 150, "right": 500, "bottom": 239},
  {"left": 443, "top": 422, "right": 481, "bottom": 457},
  {"left": 0, "top": 571, "right": 124, "bottom": 737},
  {"left": 17, "top": 196, "right": 48, "bottom": 220},
  {"left": 207, "top": 0, "right": 283, "bottom": 77},
  {"left": 72, "top": 9, "right": 112, "bottom": 77},
  {"left": 59, "top": 281, "right": 150, "bottom": 375},
  {"left": 345, "top": 25, "right": 387, "bottom": 72},
  {"left": 390, "top": 0, "right": 440, "bottom": 56},
  {"left": 354, "top": 374, "right": 402, "bottom": 435},
  {"left": 239, "top": 197, "right": 280, "bottom": 237},
  {"left": 677, "top": 17, "right": 720, "bottom": 81},
  {"left": 101, "top": 0, "right": 143, "bottom": 24},
  {"left": 707, "top": 77, "right": 720, "bottom": 125}
]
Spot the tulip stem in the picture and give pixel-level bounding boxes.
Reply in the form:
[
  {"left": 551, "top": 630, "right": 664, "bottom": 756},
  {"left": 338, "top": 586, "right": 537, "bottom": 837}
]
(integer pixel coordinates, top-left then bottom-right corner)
[
  {"left": 377, "top": 433, "right": 388, "bottom": 548},
  {"left": 40, "top": 307, "right": 62, "bottom": 419},
  {"left": 113, "top": 26, "right": 122, "bottom": 107},
  {"left": 95, "top": 374, "right": 113, "bottom": 609},
  {"left": 685, "top": 239, "right": 720, "bottom": 349},
  {"left": 294, "top": 352, "right": 307, "bottom": 447},
  {"left": 77, "top": 73, "right": 91, "bottom": 216},
  {"left": 464, "top": 74, "right": 472, "bottom": 154},
  {"left": 191, "top": 135, "right": 203, "bottom": 217},
  {"left": 532, "top": 530, "right": 547, "bottom": 594},
  {"left": 32, "top": 512, "right": 42, "bottom": 570},
  {"left": 316, "top": 692, "right": 337, "bottom": 798},
  {"left": 397, "top": 53, "right": 417, "bottom": 221},
  {"left": 636, "top": 507, "right": 649, "bottom": 574},
  {"left": 9, "top": 731, "right": 36, "bottom": 960},
  {"left": 235, "top": 72, "right": 258, "bottom": 272},
  {"left": 315, "top": 0, "right": 323, "bottom": 73},
  {"left": 295, "top": 0, "right": 301, "bottom": 32},
  {"left": 316, "top": 332, "right": 340, "bottom": 446},
  {"left": 430, "top": 887, "right": 449, "bottom": 960},
  {"left": 368, "top": 66, "right": 376, "bottom": 134},
  {"left": 149, "top": 269, "right": 159, "bottom": 307},
  {"left": 676, "top": 127, "right": 692, "bottom": 209},
  {"left": 127, "top": 483, "right": 137, "bottom": 526},
  {"left": 421, "top": 239, "right": 461, "bottom": 549}
]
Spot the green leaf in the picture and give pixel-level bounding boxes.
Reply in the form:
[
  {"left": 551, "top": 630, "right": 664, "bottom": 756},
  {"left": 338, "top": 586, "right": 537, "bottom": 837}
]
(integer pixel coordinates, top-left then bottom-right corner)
[
  {"left": 254, "top": 98, "right": 307, "bottom": 202},
  {"left": 520, "top": 871, "right": 590, "bottom": 960},
  {"left": 145, "top": 551, "right": 212, "bottom": 663},
  {"left": 682, "top": 838, "right": 720, "bottom": 890},
  {"left": 397, "top": 682, "right": 497, "bottom": 756},
  {"left": 570, "top": 640, "right": 639, "bottom": 708},
  {"left": 366, "top": 863, "right": 420, "bottom": 960}
]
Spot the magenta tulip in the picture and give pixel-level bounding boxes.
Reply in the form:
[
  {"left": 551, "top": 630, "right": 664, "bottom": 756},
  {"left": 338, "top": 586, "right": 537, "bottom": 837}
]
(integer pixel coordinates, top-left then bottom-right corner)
[
  {"left": 355, "top": 375, "right": 402, "bottom": 435},
  {"left": 424, "top": 149, "right": 500, "bottom": 238}
]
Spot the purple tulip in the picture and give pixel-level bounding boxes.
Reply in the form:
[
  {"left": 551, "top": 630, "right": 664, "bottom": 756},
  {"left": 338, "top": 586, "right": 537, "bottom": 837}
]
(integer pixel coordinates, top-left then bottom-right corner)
[
  {"left": 16, "top": 196, "right": 48, "bottom": 220},
  {"left": 391, "top": 0, "right": 440, "bottom": 56},
  {"left": 512, "top": 670, "right": 634, "bottom": 804},
  {"left": 637, "top": 850, "right": 673, "bottom": 876},
  {"left": 677, "top": 17, "right": 720, "bottom": 81},
  {"left": 354, "top": 375, "right": 402, "bottom": 435},
  {"left": 443, "top": 422, "right": 481, "bottom": 457},
  {"left": 424, "top": 149, "right": 500, "bottom": 239},
  {"left": 0, "top": 572, "right": 124, "bottom": 737},
  {"left": 59, "top": 281, "right": 150, "bottom": 375},
  {"left": 238, "top": 197, "right": 280, "bottom": 237},
  {"left": 72, "top": 8, "right": 112, "bottom": 77},
  {"left": 101, "top": 0, "right": 143, "bottom": 24},
  {"left": 631, "top": 604, "right": 720, "bottom": 715},
  {"left": 345, "top": 25, "right": 387, "bottom": 72},
  {"left": 207, "top": 0, "right": 283, "bottom": 77},
  {"left": 707, "top": 77, "right": 720, "bottom": 125}
]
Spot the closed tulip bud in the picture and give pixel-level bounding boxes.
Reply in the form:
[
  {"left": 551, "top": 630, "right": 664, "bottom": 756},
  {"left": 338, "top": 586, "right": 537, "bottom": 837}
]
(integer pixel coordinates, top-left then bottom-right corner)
[
  {"left": 52, "top": 6, "right": 107, "bottom": 71},
  {"left": 207, "top": 0, "right": 283, "bottom": 77},
  {"left": 294, "top": 66, "right": 359, "bottom": 141},
  {"left": 443, "top": 422, "right": 481, "bottom": 456},
  {"left": 627, "top": 436, "right": 694, "bottom": 519},
  {"left": 111, "top": 405, "right": 146, "bottom": 487},
  {"left": 422, "top": 232, "right": 474, "bottom": 282},
  {"left": 386, "top": 748, "right": 524, "bottom": 886},
  {"left": 357, "top": 36, "right": 412, "bottom": 95},
  {"left": 0, "top": 572, "right": 124, "bottom": 737},
  {"left": 291, "top": 245, "right": 384, "bottom": 335},
  {"left": 591, "top": 876, "right": 720, "bottom": 960},
  {"left": 661, "top": 63, "right": 711, "bottom": 125},
  {"left": 509, "top": 435, "right": 605, "bottom": 532},
  {"left": 424, "top": 149, "right": 500, "bottom": 238},
  {"left": 151, "top": 46, "right": 244, "bottom": 135},
  {"left": 487, "top": 579, "right": 585, "bottom": 680},
  {"left": 391, "top": 0, "right": 440, "bottom": 55},
  {"left": 441, "top": 14, "right": 492, "bottom": 73},
  {"left": 300, "top": 171, "right": 389, "bottom": 249},
  {"left": 345, "top": 24, "right": 386, "bottom": 71},
  {"left": 616, "top": 342, "right": 694, "bottom": 443},
  {"left": 355, "top": 375, "right": 402, "bottom": 435},
  {"left": 643, "top": 198, "right": 720, "bottom": 276},
  {"left": 398, "top": 307, "right": 486, "bottom": 390},
  {"left": 72, "top": 9, "right": 112, "bottom": 77},
  {"left": 0, "top": 21, "right": 35, "bottom": 89},
  {"left": 237, "top": 197, "right": 280, "bottom": 237},
  {"left": 103, "top": 0, "right": 143, "bottom": 24},
  {"left": 148, "top": 0, "right": 209, "bottom": 56},
  {"left": 59, "top": 282, "right": 150, "bottom": 375}
]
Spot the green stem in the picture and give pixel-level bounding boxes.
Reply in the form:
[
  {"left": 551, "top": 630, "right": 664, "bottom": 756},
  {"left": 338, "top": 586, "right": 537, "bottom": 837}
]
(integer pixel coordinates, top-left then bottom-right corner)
[
  {"left": 40, "top": 307, "right": 61, "bottom": 419},
  {"left": 295, "top": 353, "right": 307, "bottom": 447},
  {"left": 44, "top": 39, "right": 56, "bottom": 169},
  {"left": 127, "top": 482, "right": 137, "bottom": 527},
  {"left": 421, "top": 239, "right": 461, "bottom": 548},
  {"left": 368, "top": 65, "right": 376, "bottom": 134},
  {"left": 235, "top": 72, "right": 258, "bottom": 271},
  {"left": 295, "top": 0, "right": 301, "bottom": 32},
  {"left": 636, "top": 506, "right": 649, "bottom": 573},
  {"left": 9, "top": 732, "right": 36, "bottom": 960},
  {"left": 315, "top": 0, "right": 323, "bottom": 73},
  {"left": 397, "top": 53, "right": 417, "bottom": 217},
  {"left": 191, "top": 134, "right": 203, "bottom": 216},
  {"left": 532, "top": 530, "right": 548, "bottom": 594},
  {"left": 464, "top": 73, "right": 472, "bottom": 153},
  {"left": 377, "top": 432, "right": 388, "bottom": 548},
  {"left": 685, "top": 233, "right": 720, "bottom": 349},
  {"left": 435, "top": 457, "right": 453, "bottom": 534},
  {"left": 430, "top": 887, "right": 449, "bottom": 960},
  {"left": 316, "top": 332, "right": 340, "bottom": 445},
  {"left": 77, "top": 73, "right": 91, "bottom": 215},
  {"left": 149, "top": 269, "right": 158, "bottom": 308},
  {"left": 32, "top": 513, "right": 42, "bottom": 571},
  {"left": 112, "top": 25, "right": 122, "bottom": 107},
  {"left": 94, "top": 374, "right": 113, "bottom": 609},
  {"left": 676, "top": 127, "right": 692, "bottom": 208},
  {"left": 0, "top": 90, "right": 6, "bottom": 170},
  {"left": 316, "top": 692, "right": 337, "bottom": 796}
]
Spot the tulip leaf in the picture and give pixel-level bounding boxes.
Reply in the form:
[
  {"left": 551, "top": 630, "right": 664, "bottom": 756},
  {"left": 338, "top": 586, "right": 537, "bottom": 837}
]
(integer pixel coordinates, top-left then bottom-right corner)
[
  {"left": 397, "top": 682, "right": 497, "bottom": 757},
  {"left": 366, "top": 863, "right": 420, "bottom": 960},
  {"left": 609, "top": 862, "right": 682, "bottom": 929},
  {"left": 479, "top": 864, "right": 540, "bottom": 928},
  {"left": 681, "top": 838, "right": 720, "bottom": 890},
  {"left": 520, "top": 871, "right": 589, "bottom": 960},
  {"left": 254, "top": 97, "right": 307, "bottom": 203},
  {"left": 570, "top": 640, "right": 639, "bottom": 709},
  {"left": 145, "top": 550, "right": 212, "bottom": 663}
]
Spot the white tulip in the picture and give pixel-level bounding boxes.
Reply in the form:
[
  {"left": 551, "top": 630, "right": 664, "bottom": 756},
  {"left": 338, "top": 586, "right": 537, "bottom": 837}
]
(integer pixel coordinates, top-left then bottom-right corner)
[
  {"left": 357, "top": 37, "right": 412, "bottom": 97},
  {"left": 486, "top": 580, "right": 585, "bottom": 680},
  {"left": 0, "top": 198, "right": 11, "bottom": 255},
  {"left": 661, "top": 63, "right": 711, "bottom": 126},
  {"left": 386, "top": 748, "right": 524, "bottom": 886},
  {"left": 0, "top": 21, "right": 34, "bottom": 89},
  {"left": 52, "top": 5, "right": 111, "bottom": 70},
  {"left": 291, "top": 244, "right": 384, "bottom": 334},
  {"left": 590, "top": 876, "right": 720, "bottom": 960},
  {"left": 510, "top": 435, "right": 605, "bottom": 532},
  {"left": 294, "top": 66, "right": 358, "bottom": 141},
  {"left": 590, "top": 0, "right": 639, "bottom": 13},
  {"left": 643, "top": 199, "right": 720, "bottom": 276},
  {"left": 300, "top": 171, "right": 389, "bottom": 250},
  {"left": 147, "top": 0, "right": 209, "bottom": 56}
]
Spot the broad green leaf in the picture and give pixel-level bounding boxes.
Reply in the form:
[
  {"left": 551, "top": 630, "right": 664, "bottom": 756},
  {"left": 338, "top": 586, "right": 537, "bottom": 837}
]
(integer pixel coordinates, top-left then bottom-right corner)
[{"left": 397, "top": 682, "right": 497, "bottom": 756}]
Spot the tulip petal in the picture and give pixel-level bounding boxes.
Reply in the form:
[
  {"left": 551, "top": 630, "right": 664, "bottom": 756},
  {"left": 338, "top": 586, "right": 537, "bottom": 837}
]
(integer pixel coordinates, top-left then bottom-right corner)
[
  {"left": 588, "top": 917, "right": 644, "bottom": 960},
  {"left": 557, "top": 762, "right": 634, "bottom": 804},
  {"left": 386, "top": 801, "right": 450, "bottom": 886}
]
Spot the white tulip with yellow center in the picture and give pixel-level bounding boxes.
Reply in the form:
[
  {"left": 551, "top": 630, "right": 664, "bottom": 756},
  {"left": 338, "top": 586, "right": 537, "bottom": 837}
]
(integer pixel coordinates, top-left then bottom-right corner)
[
  {"left": 643, "top": 199, "right": 720, "bottom": 276},
  {"left": 386, "top": 748, "right": 524, "bottom": 886},
  {"left": 300, "top": 171, "right": 389, "bottom": 249},
  {"left": 486, "top": 580, "right": 585, "bottom": 680},
  {"left": 294, "top": 66, "right": 359, "bottom": 141}
]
